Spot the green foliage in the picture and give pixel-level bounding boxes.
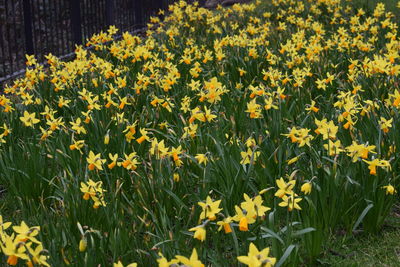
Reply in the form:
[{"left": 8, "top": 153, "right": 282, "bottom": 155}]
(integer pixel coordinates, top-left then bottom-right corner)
[{"left": 0, "top": 0, "right": 400, "bottom": 266}]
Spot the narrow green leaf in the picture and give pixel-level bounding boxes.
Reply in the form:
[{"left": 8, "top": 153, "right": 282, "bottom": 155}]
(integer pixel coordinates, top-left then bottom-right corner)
[
  {"left": 275, "top": 245, "right": 296, "bottom": 267},
  {"left": 292, "top": 227, "right": 315, "bottom": 237},
  {"left": 352, "top": 203, "right": 374, "bottom": 232}
]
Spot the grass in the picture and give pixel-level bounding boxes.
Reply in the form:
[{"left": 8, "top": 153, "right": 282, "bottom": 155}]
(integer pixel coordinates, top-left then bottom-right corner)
[
  {"left": 352, "top": 0, "right": 399, "bottom": 13},
  {"left": 321, "top": 204, "right": 400, "bottom": 266}
]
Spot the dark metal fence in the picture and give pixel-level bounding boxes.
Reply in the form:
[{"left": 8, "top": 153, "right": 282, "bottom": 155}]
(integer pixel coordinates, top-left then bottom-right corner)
[{"left": 0, "top": 0, "right": 179, "bottom": 83}]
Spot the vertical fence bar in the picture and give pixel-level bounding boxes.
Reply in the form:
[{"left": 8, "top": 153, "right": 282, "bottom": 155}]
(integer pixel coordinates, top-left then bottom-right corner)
[
  {"left": 82, "top": 0, "right": 88, "bottom": 39},
  {"left": 92, "top": 0, "right": 97, "bottom": 36},
  {"left": 154, "top": 0, "right": 162, "bottom": 14},
  {"left": 88, "top": 0, "right": 94, "bottom": 37},
  {"left": 71, "top": 0, "right": 82, "bottom": 45},
  {"left": 67, "top": 1, "right": 76, "bottom": 51},
  {"left": 100, "top": 0, "right": 106, "bottom": 33},
  {"left": 40, "top": 0, "right": 49, "bottom": 55},
  {"left": 130, "top": 0, "right": 136, "bottom": 28},
  {"left": 31, "top": 1, "right": 40, "bottom": 58},
  {"left": 106, "top": 0, "right": 115, "bottom": 26},
  {"left": 160, "top": 0, "right": 166, "bottom": 13},
  {"left": 57, "top": 1, "right": 65, "bottom": 52},
  {"left": 11, "top": 1, "right": 22, "bottom": 73},
  {"left": 4, "top": 1, "right": 14, "bottom": 73},
  {"left": 33, "top": 0, "right": 43, "bottom": 60},
  {"left": 134, "top": 0, "right": 143, "bottom": 27},
  {"left": 0, "top": 16, "right": 7, "bottom": 77},
  {"left": 23, "top": 0, "right": 34, "bottom": 55},
  {"left": 48, "top": 0, "right": 59, "bottom": 55},
  {"left": 127, "top": 0, "right": 133, "bottom": 29}
]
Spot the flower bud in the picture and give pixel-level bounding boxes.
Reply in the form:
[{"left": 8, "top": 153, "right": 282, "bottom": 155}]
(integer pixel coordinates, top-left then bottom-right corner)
[
  {"left": 79, "top": 237, "right": 87, "bottom": 252},
  {"left": 301, "top": 182, "right": 312, "bottom": 195}
]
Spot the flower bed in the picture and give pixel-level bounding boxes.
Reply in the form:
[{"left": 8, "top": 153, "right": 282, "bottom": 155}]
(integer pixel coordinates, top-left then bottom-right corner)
[{"left": 0, "top": 0, "right": 399, "bottom": 266}]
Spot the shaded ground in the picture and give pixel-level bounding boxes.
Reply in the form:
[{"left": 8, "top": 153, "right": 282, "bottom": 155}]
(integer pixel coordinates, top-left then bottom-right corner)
[{"left": 321, "top": 204, "right": 400, "bottom": 266}]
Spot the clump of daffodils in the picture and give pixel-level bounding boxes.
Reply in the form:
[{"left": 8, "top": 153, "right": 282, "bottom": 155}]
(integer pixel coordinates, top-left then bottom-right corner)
[
  {"left": 80, "top": 179, "right": 107, "bottom": 208},
  {"left": 233, "top": 193, "right": 270, "bottom": 232},
  {"left": 0, "top": 216, "right": 49, "bottom": 266},
  {"left": 188, "top": 196, "right": 222, "bottom": 242},
  {"left": 275, "top": 177, "right": 302, "bottom": 212},
  {"left": 188, "top": 192, "right": 272, "bottom": 242}
]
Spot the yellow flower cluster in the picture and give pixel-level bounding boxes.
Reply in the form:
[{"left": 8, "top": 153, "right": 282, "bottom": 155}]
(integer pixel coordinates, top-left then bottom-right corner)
[
  {"left": 0, "top": 217, "right": 49, "bottom": 266},
  {"left": 80, "top": 179, "right": 107, "bottom": 208}
]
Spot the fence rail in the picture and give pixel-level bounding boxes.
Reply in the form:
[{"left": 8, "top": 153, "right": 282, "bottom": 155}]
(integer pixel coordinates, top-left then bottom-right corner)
[{"left": 0, "top": 0, "right": 183, "bottom": 84}]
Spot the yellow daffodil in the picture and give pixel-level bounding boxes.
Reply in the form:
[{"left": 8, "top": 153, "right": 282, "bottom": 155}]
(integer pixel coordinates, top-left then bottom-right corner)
[
  {"left": 232, "top": 205, "right": 257, "bottom": 231},
  {"left": 279, "top": 192, "right": 302, "bottom": 211},
  {"left": 382, "top": 184, "right": 397, "bottom": 195},
  {"left": 362, "top": 158, "right": 391, "bottom": 175},
  {"left": 195, "top": 153, "right": 208, "bottom": 166},
  {"left": 240, "top": 148, "right": 260, "bottom": 165},
  {"left": 301, "top": 182, "right": 312, "bottom": 195},
  {"left": 216, "top": 217, "right": 233, "bottom": 234},
  {"left": 189, "top": 225, "right": 206, "bottom": 242},
  {"left": 379, "top": 117, "right": 393, "bottom": 133},
  {"left": 198, "top": 196, "right": 222, "bottom": 221},
  {"left": 86, "top": 151, "right": 106, "bottom": 171},
  {"left": 240, "top": 193, "right": 270, "bottom": 217},
  {"left": 80, "top": 179, "right": 106, "bottom": 208},
  {"left": 70, "top": 118, "right": 87, "bottom": 134},
  {"left": 275, "top": 177, "right": 296, "bottom": 198},
  {"left": 20, "top": 111, "right": 40, "bottom": 127},
  {"left": 113, "top": 260, "right": 137, "bottom": 267},
  {"left": 237, "top": 243, "right": 276, "bottom": 267},
  {"left": 136, "top": 128, "right": 150, "bottom": 144},
  {"left": 175, "top": 249, "right": 204, "bottom": 267}
]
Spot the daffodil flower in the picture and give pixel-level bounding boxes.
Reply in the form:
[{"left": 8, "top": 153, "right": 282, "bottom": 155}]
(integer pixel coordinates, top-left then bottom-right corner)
[
  {"left": 86, "top": 151, "right": 106, "bottom": 171},
  {"left": 20, "top": 111, "right": 40, "bottom": 127},
  {"left": 237, "top": 242, "right": 276, "bottom": 267},
  {"left": 198, "top": 196, "right": 222, "bottom": 221}
]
